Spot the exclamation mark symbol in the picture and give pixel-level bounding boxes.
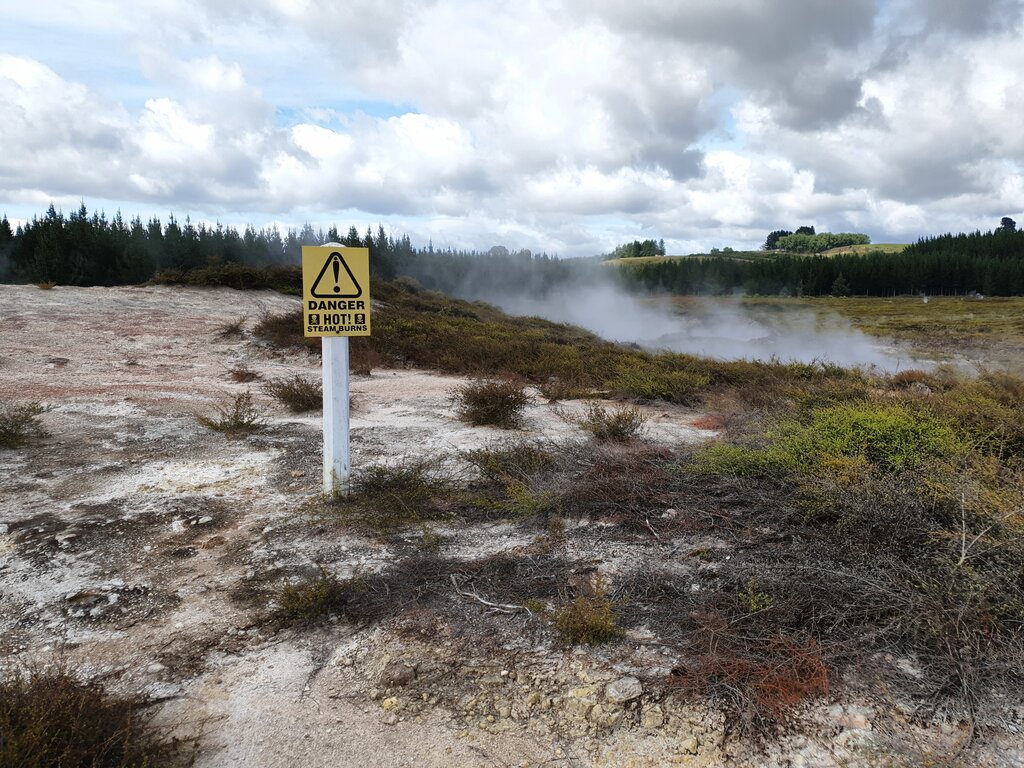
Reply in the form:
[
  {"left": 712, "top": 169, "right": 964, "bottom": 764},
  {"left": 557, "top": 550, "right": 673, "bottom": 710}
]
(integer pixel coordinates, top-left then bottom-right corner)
[{"left": 332, "top": 255, "right": 341, "bottom": 293}]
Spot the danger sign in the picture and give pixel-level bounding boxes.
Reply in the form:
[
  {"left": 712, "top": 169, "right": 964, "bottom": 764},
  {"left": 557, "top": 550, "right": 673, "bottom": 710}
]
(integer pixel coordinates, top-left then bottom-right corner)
[{"left": 302, "top": 246, "right": 371, "bottom": 337}]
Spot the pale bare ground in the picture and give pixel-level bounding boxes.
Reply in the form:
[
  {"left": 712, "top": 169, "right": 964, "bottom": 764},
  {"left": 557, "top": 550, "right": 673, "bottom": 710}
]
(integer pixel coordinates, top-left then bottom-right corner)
[{"left": 1, "top": 284, "right": 1020, "bottom": 768}]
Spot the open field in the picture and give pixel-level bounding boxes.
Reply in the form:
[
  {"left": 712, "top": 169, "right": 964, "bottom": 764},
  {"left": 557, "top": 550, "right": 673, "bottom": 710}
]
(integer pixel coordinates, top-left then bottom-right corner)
[
  {"left": 820, "top": 243, "right": 908, "bottom": 256},
  {"left": 2, "top": 282, "right": 1023, "bottom": 767}
]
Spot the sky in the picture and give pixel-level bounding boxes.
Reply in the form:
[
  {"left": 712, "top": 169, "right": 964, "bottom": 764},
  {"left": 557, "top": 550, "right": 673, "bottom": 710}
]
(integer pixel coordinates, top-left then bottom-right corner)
[{"left": 1, "top": 0, "right": 1022, "bottom": 256}]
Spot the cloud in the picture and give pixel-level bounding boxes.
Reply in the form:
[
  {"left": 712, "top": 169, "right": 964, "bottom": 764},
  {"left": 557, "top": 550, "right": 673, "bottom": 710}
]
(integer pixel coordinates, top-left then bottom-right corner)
[{"left": 1, "top": 0, "right": 1023, "bottom": 254}]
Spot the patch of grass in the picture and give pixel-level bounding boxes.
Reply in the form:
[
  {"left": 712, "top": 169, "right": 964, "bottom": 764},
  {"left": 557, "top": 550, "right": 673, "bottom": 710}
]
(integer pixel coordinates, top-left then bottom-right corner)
[
  {"left": 570, "top": 402, "right": 648, "bottom": 442},
  {"left": 215, "top": 315, "right": 247, "bottom": 338},
  {"left": 263, "top": 375, "right": 322, "bottom": 412},
  {"left": 452, "top": 379, "right": 530, "bottom": 429},
  {"left": 196, "top": 391, "right": 266, "bottom": 437},
  {"left": 0, "top": 402, "right": 47, "bottom": 449},
  {"left": 0, "top": 664, "right": 181, "bottom": 767},
  {"left": 553, "top": 579, "right": 624, "bottom": 645},
  {"left": 34, "top": 281, "right": 56, "bottom": 290}
]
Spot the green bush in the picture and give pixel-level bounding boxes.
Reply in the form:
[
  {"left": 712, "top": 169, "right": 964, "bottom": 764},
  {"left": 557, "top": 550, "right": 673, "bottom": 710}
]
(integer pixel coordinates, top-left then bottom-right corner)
[
  {"left": 694, "top": 443, "right": 798, "bottom": 478},
  {"left": 794, "top": 403, "right": 963, "bottom": 471},
  {"left": 573, "top": 402, "right": 648, "bottom": 443},
  {"left": 452, "top": 379, "right": 531, "bottom": 429},
  {"left": 553, "top": 580, "right": 623, "bottom": 644},
  {"left": 608, "top": 366, "right": 710, "bottom": 404}
]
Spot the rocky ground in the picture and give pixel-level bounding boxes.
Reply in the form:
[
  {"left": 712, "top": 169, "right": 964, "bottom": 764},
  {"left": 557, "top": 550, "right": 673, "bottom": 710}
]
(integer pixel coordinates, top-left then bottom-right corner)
[{"left": 1, "top": 285, "right": 1021, "bottom": 767}]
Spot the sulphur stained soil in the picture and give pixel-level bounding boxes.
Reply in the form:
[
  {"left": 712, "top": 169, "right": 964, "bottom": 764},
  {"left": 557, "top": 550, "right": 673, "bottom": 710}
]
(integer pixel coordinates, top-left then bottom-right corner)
[{"left": 0, "top": 284, "right": 1020, "bottom": 768}]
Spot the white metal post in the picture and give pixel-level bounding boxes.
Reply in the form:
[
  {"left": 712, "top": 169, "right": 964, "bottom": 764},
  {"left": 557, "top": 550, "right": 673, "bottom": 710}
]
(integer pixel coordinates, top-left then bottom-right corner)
[{"left": 322, "top": 335, "right": 350, "bottom": 496}]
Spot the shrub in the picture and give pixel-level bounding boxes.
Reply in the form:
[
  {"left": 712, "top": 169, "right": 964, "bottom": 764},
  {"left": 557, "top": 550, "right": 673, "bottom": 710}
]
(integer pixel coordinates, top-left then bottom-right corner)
[
  {"left": 215, "top": 315, "right": 247, "bottom": 338},
  {"left": 226, "top": 363, "right": 260, "bottom": 383},
  {"left": 537, "top": 377, "right": 593, "bottom": 402},
  {"left": 608, "top": 367, "right": 710, "bottom": 404},
  {"left": 0, "top": 665, "right": 179, "bottom": 767},
  {"left": 0, "top": 402, "right": 47, "bottom": 449},
  {"left": 462, "top": 442, "right": 558, "bottom": 484},
  {"left": 693, "top": 444, "right": 797, "bottom": 478},
  {"left": 197, "top": 391, "right": 266, "bottom": 436},
  {"left": 572, "top": 402, "right": 647, "bottom": 443},
  {"left": 340, "top": 459, "right": 454, "bottom": 530},
  {"left": 452, "top": 379, "right": 530, "bottom": 429},
  {"left": 794, "top": 403, "right": 963, "bottom": 471},
  {"left": 275, "top": 568, "right": 362, "bottom": 625},
  {"left": 553, "top": 581, "right": 623, "bottom": 645},
  {"left": 263, "top": 375, "right": 322, "bottom": 412}
]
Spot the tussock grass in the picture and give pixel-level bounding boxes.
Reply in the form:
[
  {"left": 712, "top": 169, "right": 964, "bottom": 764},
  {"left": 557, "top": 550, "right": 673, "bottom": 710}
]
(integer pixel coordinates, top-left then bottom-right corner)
[
  {"left": 0, "top": 402, "right": 47, "bottom": 449},
  {"left": 263, "top": 375, "right": 322, "bottom": 412},
  {"left": 0, "top": 664, "right": 181, "bottom": 767},
  {"left": 196, "top": 391, "right": 266, "bottom": 436}
]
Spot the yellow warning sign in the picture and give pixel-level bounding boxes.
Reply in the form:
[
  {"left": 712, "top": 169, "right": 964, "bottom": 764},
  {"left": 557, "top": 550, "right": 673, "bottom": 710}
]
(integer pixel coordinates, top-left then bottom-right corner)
[{"left": 302, "top": 246, "right": 371, "bottom": 337}]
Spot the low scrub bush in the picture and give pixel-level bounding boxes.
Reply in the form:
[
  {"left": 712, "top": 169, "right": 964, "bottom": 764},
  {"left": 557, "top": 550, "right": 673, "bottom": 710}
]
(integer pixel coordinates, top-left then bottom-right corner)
[
  {"left": 215, "top": 315, "right": 247, "bottom": 338},
  {"left": 226, "top": 363, "right": 260, "bottom": 382},
  {"left": 571, "top": 402, "right": 648, "bottom": 442},
  {"left": 275, "top": 568, "right": 363, "bottom": 625},
  {"left": 608, "top": 366, "right": 710, "bottom": 404},
  {"left": 341, "top": 459, "right": 455, "bottom": 530},
  {"left": 0, "top": 402, "right": 47, "bottom": 449},
  {"left": 463, "top": 442, "right": 558, "bottom": 484},
  {"left": 197, "top": 391, "right": 266, "bottom": 436},
  {"left": 794, "top": 403, "right": 963, "bottom": 471},
  {"left": 0, "top": 665, "right": 179, "bottom": 767},
  {"left": 263, "top": 375, "right": 322, "bottom": 412},
  {"left": 553, "top": 580, "right": 623, "bottom": 645},
  {"left": 452, "top": 379, "right": 530, "bottom": 429}
]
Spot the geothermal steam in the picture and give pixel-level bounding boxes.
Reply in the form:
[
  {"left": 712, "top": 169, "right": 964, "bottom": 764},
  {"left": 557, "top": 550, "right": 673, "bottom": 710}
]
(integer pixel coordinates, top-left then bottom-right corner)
[{"left": 477, "top": 280, "right": 906, "bottom": 370}]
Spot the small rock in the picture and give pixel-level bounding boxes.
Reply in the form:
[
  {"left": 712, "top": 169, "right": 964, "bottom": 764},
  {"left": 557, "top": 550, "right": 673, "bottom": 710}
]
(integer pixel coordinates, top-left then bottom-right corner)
[
  {"left": 526, "top": 692, "right": 542, "bottom": 708},
  {"left": 604, "top": 676, "right": 642, "bottom": 704},
  {"left": 368, "top": 688, "right": 381, "bottom": 701},
  {"left": 290, "top": 470, "right": 306, "bottom": 478},
  {"left": 642, "top": 704, "right": 664, "bottom": 729},
  {"left": 379, "top": 660, "right": 416, "bottom": 688},
  {"left": 381, "top": 697, "right": 399, "bottom": 711},
  {"left": 589, "top": 703, "right": 624, "bottom": 729},
  {"left": 679, "top": 736, "right": 699, "bottom": 754},
  {"left": 382, "top": 713, "right": 399, "bottom": 726},
  {"left": 196, "top": 516, "right": 214, "bottom": 525}
]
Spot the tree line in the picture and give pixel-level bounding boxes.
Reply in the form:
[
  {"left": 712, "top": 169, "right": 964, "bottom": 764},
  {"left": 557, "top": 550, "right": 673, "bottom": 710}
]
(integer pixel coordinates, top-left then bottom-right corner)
[
  {"left": 2, "top": 204, "right": 1022, "bottom": 297},
  {"left": 619, "top": 228, "right": 1024, "bottom": 296}
]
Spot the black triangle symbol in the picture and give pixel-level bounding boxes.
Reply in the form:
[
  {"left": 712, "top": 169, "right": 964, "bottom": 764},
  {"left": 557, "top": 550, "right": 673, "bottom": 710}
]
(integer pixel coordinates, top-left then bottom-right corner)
[{"left": 311, "top": 252, "right": 362, "bottom": 298}]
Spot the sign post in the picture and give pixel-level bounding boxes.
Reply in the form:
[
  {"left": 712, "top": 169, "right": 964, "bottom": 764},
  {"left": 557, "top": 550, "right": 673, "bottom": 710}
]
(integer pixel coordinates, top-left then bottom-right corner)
[{"left": 301, "top": 245, "right": 371, "bottom": 496}]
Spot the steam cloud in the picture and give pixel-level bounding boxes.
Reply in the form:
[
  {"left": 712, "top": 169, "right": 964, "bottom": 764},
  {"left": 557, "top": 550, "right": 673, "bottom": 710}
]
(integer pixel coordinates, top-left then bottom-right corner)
[{"left": 473, "top": 278, "right": 910, "bottom": 371}]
